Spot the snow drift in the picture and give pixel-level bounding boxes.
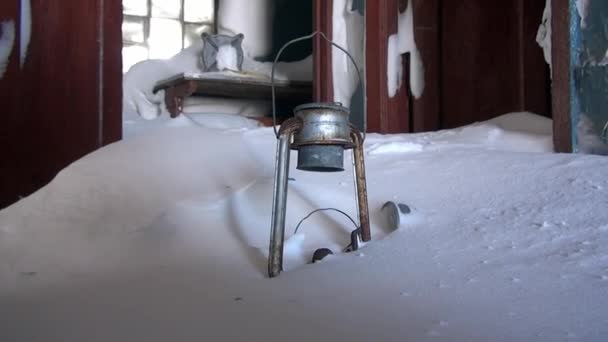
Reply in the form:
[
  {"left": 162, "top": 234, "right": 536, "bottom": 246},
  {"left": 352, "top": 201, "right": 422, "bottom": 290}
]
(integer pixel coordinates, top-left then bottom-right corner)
[{"left": 1, "top": 112, "right": 607, "bottom": 342}]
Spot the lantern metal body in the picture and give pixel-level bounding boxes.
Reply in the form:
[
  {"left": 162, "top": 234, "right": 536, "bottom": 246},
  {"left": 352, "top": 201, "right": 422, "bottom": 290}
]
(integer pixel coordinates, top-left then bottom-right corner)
[
  {"left": 267, "top": 31, "right": 370, "bottom": 278},
  {"left": 268, "top": 103, "right": 370, "bottom": 278}
]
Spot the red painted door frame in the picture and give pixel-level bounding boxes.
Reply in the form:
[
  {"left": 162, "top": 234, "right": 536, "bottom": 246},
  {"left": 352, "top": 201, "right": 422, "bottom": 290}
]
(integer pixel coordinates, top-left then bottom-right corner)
[
  {"left": 366, "top": 0, "right": 411, "bottom": 133},
  {"left": 314, "top": 0, "right": 412, "bottom": 134},
  {"left": 313, "top": 0, "right": 334, "bottom": 102},
  {"left": 0, "top": 1, "right": 22, "bottom": 207},
  {"left": 0, "top": 0, "right": 122, "bottom": 208}
]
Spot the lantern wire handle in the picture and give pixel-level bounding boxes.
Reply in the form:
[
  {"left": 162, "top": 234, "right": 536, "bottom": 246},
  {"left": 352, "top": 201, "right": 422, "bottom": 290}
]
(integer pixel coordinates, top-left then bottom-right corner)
[
  {"left": 271, "top": 31, "right": 365, "bottom": 140},
  {"left": 293, "top": 208, "right": 359, "bottom": 235}
]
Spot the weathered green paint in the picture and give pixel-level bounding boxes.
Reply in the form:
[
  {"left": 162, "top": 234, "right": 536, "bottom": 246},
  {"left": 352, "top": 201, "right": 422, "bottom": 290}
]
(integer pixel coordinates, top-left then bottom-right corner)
[{"left": 570, "top": 0, "right": 608, "bottom": 154}]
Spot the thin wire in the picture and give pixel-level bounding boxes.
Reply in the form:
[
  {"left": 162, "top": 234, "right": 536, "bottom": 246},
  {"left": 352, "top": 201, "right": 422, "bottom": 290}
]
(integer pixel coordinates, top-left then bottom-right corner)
[
  {"left": 181, "top": 112, "right": 203, "bottom": 127},
  {"left": 293, "top": 208, "right": 359, "bottom": 235},
  {"left": 271, "top": 31, "right": 365, "bottom": 139},
  {"left": 602, "top": 120, "right": 608, "bottom": 144}
]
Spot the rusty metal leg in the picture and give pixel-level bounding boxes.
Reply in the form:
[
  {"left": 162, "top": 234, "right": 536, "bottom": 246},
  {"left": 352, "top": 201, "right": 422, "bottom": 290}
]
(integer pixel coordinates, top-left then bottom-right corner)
[
  {"left": 268, "top": 119, "right": 302, "bottom": 278},
  {"left": 163, "top": 80, "right": 198, "bottom": 118},
  {"left": 350, "top": 127, "right": 371, "bottom": 242}
]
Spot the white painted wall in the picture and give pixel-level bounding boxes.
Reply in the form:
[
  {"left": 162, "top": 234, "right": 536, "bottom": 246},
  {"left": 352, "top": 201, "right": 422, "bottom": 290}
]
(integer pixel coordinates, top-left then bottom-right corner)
[{"left": 217, "top": 0, "right": 275, "bottom": 59}]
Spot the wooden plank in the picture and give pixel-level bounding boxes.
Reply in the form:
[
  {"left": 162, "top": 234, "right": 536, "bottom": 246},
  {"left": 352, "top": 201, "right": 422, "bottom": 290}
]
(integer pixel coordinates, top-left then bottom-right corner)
[
  {"left": 551, "top": 0, "right": 572, "bottom": 152},
  {"left": 154, "top": 74, "right": 313, "bottom": 117},
  {"left": 2, "top": 0, "right": 123, "bottom": 205},
  {"left": 520, "top": 0, "right": 551, "bottom": 117},
  {"left": 313, "top": 0, "right": 334, "bottom": 102},
  {"left": 412, "top": 0, "right": 440, "bottom": 132},
  {"left": 0, "top": 0, "right": 21, "bottom": 208},
  {"left": 154, "top": 74, "right": 312, "bottom": 100},
  {"left": 365, "top": 0, "right": 410, "bottom": 133},
  {"left": 441, "top": 0, "right": 481, "bottom": 129},
  {"left": 101, "top": 0, "right": 123, "bottom": 145},
  {"left": 441, "top": 0, "right": 550, "bottom": 129}
]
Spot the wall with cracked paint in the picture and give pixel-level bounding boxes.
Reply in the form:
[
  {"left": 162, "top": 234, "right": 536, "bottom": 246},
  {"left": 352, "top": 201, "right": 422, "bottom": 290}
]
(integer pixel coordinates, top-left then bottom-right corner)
[{"left": 571, "top": 0, "right": 608, "bottom": 154}]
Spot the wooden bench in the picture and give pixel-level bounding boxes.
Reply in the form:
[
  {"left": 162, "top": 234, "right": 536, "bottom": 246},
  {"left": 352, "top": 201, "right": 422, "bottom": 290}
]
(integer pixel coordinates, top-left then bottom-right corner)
[{"left": 153, "top": 72, "right": 313, "bottom": 126}]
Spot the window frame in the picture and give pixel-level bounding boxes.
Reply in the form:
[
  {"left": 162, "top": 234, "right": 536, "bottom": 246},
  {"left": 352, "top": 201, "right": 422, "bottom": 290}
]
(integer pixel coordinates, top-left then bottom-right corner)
[{"left": 122, "top": 0, "right": 217, "bottom": 67}]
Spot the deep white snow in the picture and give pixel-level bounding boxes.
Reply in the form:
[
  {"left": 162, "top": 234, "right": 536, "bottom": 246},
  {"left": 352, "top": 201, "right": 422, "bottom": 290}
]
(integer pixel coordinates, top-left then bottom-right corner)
[{"left": 1, "top": 111, "right": 607, "bottom": 341}]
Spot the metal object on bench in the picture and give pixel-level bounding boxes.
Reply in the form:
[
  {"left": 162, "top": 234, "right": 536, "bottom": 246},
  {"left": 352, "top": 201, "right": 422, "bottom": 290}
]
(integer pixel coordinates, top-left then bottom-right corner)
[
  {"left": 200, "top": 32, "right": 245, "bottom": 72},
  {"left": 267, "top": 31, "right": 370, "bottom": 278}
]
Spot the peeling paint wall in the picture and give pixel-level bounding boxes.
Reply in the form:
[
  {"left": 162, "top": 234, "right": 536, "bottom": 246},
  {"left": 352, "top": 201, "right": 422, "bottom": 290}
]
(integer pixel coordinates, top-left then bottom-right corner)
[{"left": 571, "top": 0, "right": 608, "bottom": 154}]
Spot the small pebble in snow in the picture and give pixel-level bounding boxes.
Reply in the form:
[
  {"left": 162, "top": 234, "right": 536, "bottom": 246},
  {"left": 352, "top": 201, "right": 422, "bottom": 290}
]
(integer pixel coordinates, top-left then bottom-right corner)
[
  {"left": 536, "top": 221, "right": 552, "bottom": 230},
  {"left": 480, "top": 260, "right": 489, "bottom": 264},
  {"left": 19, "top": 271, "right": 37, "bottom": 277},
  {"left": 427, "top": 329, "right": 441, "bottom": 336},
  {"left": 234, "top": 297, "right": 243, "bottom": 302}
]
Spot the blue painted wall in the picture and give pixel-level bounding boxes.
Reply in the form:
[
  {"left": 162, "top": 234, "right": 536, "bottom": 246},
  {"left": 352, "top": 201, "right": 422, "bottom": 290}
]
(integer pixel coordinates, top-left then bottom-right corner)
[{"left": 570, "top": 0, "right": 608, "bottom": 154}]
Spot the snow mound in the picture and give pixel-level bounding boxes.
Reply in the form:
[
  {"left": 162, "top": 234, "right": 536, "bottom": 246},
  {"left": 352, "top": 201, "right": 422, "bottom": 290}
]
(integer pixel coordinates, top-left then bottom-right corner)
[
  {"left": 367, "top": 141, "right": 425, "bottom": 155},
  {"left": 1, "top": 112, "right": 607, "bottom": 341}
]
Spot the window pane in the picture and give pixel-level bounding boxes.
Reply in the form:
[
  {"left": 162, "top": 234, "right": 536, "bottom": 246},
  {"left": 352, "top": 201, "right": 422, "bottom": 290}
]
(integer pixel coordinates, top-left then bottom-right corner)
[
  {"left": 123, "top": 45, "right": 149, "bottom": 72},
  {"left": 184, "top": 0, "right": 214, "bottom": 23},
  {"left": 122, "top": 17, "right": 145, "bottom": 44},
  {"left": 152, "top": 0, "right": 182, "bottom": 19},
  {"left": 148, "top": 18, "right": 183, "bottom": 59},
  {"left": 123, "top": 0, "right": 148, "bottom": 16},
  {"left": 184, "top": 23, "right": 213, "bottom": 48}
]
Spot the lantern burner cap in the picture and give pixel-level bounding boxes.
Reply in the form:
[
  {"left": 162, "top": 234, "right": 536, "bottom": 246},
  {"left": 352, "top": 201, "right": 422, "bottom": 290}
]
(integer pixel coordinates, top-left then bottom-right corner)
[
  {"left": 292, "top": 102, "right": 352, "bottom": 172},
  {"left": 293, "top": 102, "right": 350, "bottom": 114},
  {"left": 297, "top": 145, "right": 345, "bottom": 172}
]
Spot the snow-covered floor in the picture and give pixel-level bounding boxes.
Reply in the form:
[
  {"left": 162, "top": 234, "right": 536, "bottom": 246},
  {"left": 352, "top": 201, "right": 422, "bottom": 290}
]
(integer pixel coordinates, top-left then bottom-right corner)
[{"left": 1, "top": 113, "right": 607, "bottom": 341}]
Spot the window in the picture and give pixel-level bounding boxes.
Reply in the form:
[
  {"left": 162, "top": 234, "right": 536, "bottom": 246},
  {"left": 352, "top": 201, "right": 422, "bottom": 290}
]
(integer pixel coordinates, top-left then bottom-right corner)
[{"left": 122, "top": 0, "right": 216, "bottom": 72}]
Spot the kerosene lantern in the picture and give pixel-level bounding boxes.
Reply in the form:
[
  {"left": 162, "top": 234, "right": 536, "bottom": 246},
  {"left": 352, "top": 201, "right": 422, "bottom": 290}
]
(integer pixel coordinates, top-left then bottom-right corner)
[{"left": 268, "top": 32, "right": 371, "bottom": 277}]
